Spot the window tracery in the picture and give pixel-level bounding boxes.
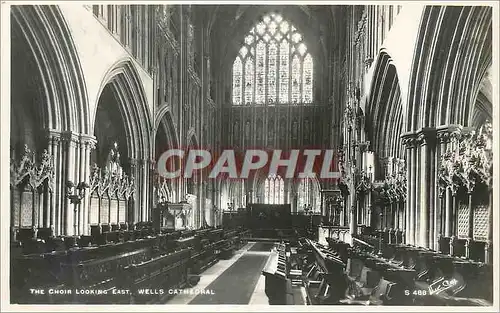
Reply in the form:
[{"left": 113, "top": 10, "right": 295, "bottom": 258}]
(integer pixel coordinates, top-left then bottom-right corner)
[{"left": 232, "top": 13, "right": 313, "bottom": 106}]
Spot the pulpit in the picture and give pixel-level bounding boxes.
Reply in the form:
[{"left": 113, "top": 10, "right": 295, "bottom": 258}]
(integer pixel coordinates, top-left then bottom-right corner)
[{"left": 153, "top": 202, "right": 192, "bottom": 231}]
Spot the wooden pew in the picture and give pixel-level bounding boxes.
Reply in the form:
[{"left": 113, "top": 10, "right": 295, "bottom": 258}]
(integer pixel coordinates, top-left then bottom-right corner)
[
  {"left": 57, "top": 247, "right": 152, "bottom": 304},
  {"left": 119, "top": 248, "right": 191, "bottom": 304}
]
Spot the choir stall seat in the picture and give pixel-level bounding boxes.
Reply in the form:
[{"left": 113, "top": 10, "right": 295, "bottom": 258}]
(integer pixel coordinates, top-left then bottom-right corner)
[
  {"left": 304, "top": 240, "right": 348, "bottom": 305},
  {"left": 119, "top": 248, "right": 191, "bottom": 304},
  {"left": 262, "top": 245, "right": 294, "bottom": 305}
]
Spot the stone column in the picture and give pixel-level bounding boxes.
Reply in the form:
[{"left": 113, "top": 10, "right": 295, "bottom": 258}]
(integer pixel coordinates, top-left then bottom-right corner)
[
  {"left": 402, "top": 134, "right": 417, "bottom": 245},
  {"left": 45, "top": 136, "right": 54, "bottom": 229},
  {"left": 428, "top": 137, "right": 436, "bottom": 250},
  {"left": 349, "top": 204, "right": 357, "bottom": 237},
  {"left": 129, "top": 158, "right": 139, "bottom": 223},
  {"left": 141, "top": 159, "right": 148, "bottom": 222},
  {"left": 62, "top": 132, "right": 76, "bottom": 235},
  {"left": 81, "top": 135, "right": 96, "bottom": 235},
  {"left": 417, "top": 131, "right": 430, "bottom": 248},
  {"left": 366, "top": 190, "right": 372, "bottom": 227},
  {"left": 53, "top": 133, "right": 63, "bottom": 235},
  {"left": 445, "top": 187, "right": 452, "bottom": 236},
  {"left": 435, "top": 130, "right": 447, "bottom": 248}
]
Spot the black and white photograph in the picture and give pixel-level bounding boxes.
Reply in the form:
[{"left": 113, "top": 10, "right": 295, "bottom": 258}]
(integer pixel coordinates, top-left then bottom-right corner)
[{"left": 1, "top": 1, "right": 498, "bottom": 311}]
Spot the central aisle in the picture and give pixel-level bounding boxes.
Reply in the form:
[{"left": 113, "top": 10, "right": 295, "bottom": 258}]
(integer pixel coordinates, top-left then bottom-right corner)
[
  {"left": 189, "top": 252, "right": 269, "bottom": 304},
  {"left": 165, "top": 242, "right": 272, "bottom": 305}
]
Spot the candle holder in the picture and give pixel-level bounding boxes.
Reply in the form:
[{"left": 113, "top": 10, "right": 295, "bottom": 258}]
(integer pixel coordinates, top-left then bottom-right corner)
[
  {"left": 378, "top": 212, "right": 383, "bottom": 256},
  {"left": 66, "top": 181, "right": 89, "bottom": 243}
]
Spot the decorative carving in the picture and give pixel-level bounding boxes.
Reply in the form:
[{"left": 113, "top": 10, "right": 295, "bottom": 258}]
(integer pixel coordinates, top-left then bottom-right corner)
[
  {"left": 10, "top": 145, "right": 54, "bottom": 190},
  {"left": 416, "top": 130, "right": 434, "bottom": 146},
  {"left": 355, "top": 169, "right": 372, "bottom": 194},
  {"left": 401, "top": 136, "right": 417, "bottom": 148},
  {"left": 154, "top": 176, "right": 171, "bottom": 204},
  {"left": 373, "top": 159, "right": 407, "bottom": 203},
  {"left": 438, "top": 122, "right": 492, "bottom": 192},
  {"left": 89, "top": 144, "right": 135, "bottom": 199}
]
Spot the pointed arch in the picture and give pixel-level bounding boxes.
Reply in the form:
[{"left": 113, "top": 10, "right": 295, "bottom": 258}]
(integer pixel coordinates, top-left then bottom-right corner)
[
  {"left": 154, "top": 104, "right": 180, "bottom": 149},
  {"left": 11, "top": 5, "right": 89, "bottom": 134},
  {"left": 296, "top": 174, "right": 321, "bottom": 212},
  {"left": 407, "top": 6, "right": 492, "bottom": 131},
  {"left": 93, "top": 58, "right": 153, "bottom": 161},
  {"left": 365, "top": 51, "right": 404, "bottom": 160}
]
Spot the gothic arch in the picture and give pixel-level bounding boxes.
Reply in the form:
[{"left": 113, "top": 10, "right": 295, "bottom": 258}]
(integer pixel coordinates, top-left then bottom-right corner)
[
  {"left": 11, "top": 5, "right": 89, "bottom": 134},
  {"left": 407, "top": 6, "right": 492, "bottom": 132},
  {"left": 93, "top": 58, "right": 153, "bottom": 161},
  {"left": 365, "top": 51, "right": 404, "bottom": 159},
  {"left": 187, "top": 128, "right": 198, "bottom": 147},
  {"left": 155, "top": 105, "right": 180, "bottom": 149},
  {"left": 471, "top": 66, "right": 492, "bottom": 129}
]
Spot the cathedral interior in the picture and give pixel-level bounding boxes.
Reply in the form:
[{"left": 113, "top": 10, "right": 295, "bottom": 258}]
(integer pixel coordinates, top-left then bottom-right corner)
[{"left": 8, "top": 4, "right": 495, "bottom": 307}]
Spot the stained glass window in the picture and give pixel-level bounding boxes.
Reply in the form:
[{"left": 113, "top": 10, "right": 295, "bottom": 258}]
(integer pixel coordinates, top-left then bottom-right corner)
[
  {"left": 291, "top": 55, "right": 301, "bottom": 104},
  {"left": 268, "top": 41, "right": 278, "bottom": 103},
  {"left": 244, "top": 57, "right": 254, "bottom": 105},
  {"left": 264, "top": 174, "right": 284, "bottom": 204},
  {"left": 256, "top": 41, "right": 266, "bottom": 104},
  {"left": 232, "top": 13, "right": 314, "bottom": 106},
  {"left": 232, "top": 58, "right": 242, "bottom": 105},
  {"left": 279, "top": 40, "right": 290, "bottom": 103},
  {"left": 302, "top": 54, "right": 313, "bottom": 103}
]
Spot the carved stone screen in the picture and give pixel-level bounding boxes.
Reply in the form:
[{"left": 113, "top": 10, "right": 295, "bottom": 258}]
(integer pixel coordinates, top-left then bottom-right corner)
[
  {"left": 89, "top": 195, "right": 100, "bottom": 224},
  {"left": 118, "top": 198, "right": 126, "bottom": 223},
  {"left": 100, "top": 197, "right": 110, "bottom": 224},
  {"left": 12, "top": 189, "right": 21, "bottom": 226},
  {"left": 21, "top": 190, "right": 33, "bottom": 227},
  {"left": 457, "top": 204, "right": 469, "bottom": 238},
  {"left": 473, "top": 205, "right": 489, "bottom": 241},
  {"left": 109, "top": 198, "right": 118, "bottom": 224}
]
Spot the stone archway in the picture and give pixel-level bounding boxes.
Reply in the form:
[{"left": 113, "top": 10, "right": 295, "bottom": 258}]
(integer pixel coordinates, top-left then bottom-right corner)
[
  {"left": 402, "top": 6, "right": 492, "bottom": 249},
  {"left": 406, "top": 6, "right": 492, "bottom": 131},
  {"left": 154, "top": 108, "right": 180, "bottom": 204},
  {"left": 10, "top": 5, "right": 91, "bottom": 236},
  {"left": 365, "top": 51, "right": 404, "bottom": 163},
  {"left": 91, "top": 59, "right": 153, "bottom": 226}
]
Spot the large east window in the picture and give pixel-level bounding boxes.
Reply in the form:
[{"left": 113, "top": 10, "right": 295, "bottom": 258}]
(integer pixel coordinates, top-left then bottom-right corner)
[
  {"left": 232, "top": 13, "right": 313, "bottom": 106},
  {"left": 264, "top": 174, "right": 285, "bottom": 204}
]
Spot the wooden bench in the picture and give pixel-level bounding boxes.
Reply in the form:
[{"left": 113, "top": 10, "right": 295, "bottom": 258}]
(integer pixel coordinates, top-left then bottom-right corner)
[{"left": 119, "top": 248, "right": 191, "bottom": 304}]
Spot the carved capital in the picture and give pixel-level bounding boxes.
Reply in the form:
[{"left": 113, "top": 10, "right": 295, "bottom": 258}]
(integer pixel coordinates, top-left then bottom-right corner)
[
  {"left": 46, "top": 129, "right": 62, "bottom": 142},
  {"left": 129, "top": 158, "right": 138, "bottom": 168},
  {"left": 80, "top": 135, "right": 97, "bottom": 150},
  {"left": 61, "top": 131, "right": 80, "bottom": 147},
  {"left": 364, "top": 58, "right": 373, "bottom": 68},
  {"left": 436, "top": 131, "right": 450, "bottom": 144},
  {"left": 401, "top": 133, "right": 417, "bottom": 148},
  {"left": 416, "top": 129, "right": 435, "bottom": 146}
]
